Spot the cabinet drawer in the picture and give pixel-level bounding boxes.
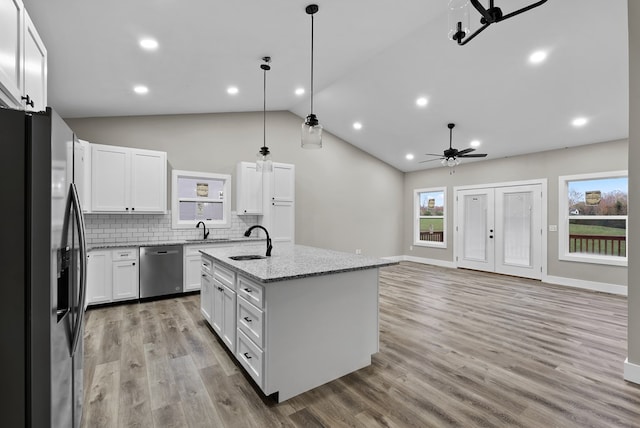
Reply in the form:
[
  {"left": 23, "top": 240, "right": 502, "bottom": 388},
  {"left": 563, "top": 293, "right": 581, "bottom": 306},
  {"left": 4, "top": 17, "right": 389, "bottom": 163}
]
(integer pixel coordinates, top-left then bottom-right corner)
[
  {"left": 237, "top": 275, "right": 264, "bottom": 308},
  {"left": 237, "top": 296, "right": 264, "bottom": 348},
  {"left": 201, "top": 257, "right": 213, "bottom": 274},
  {"left": 214, "top": 263, "right": 235, "bottom": 289},
  {"left": 112, "top": 248, "right": 137, "bottom": 261},
  {"left": 237, "top": 329, "right": 264, "bottom": 388}
]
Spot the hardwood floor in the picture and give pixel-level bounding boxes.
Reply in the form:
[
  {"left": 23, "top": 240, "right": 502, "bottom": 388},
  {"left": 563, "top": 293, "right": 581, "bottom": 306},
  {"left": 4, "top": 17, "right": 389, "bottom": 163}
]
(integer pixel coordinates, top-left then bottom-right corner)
[{"left": 81, "top": 262, "right": 640, "bottom": 427}]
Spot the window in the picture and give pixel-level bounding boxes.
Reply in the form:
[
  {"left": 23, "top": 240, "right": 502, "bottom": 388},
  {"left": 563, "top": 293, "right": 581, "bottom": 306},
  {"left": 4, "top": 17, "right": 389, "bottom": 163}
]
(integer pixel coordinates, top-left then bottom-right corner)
[
  {"left": 559, "top": 171, "right": 627, "bottom": 266},
  {"left": 414, "top": 187, "right": 446, "bottom": 248},
  {"left": 172, "top": 170, "right": 231, "bottom": 229}
]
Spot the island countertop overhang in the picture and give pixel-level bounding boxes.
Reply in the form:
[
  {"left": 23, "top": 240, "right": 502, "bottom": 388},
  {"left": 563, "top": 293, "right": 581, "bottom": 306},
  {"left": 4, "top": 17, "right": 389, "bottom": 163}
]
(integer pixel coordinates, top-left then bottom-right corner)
[{"left": 200, "top": 244, "right": 398, "bottom": 283}]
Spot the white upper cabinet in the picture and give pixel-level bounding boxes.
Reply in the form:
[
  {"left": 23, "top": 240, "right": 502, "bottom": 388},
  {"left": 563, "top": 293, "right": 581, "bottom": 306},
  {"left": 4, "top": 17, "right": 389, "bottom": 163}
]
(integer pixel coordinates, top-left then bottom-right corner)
[
  {"left": 236, "top": 161, "right": 263, "bottom": 215},
  {"left": 22, "top": 10, "right": 46, "bottom": 112},
  {"left": 91, "top": 144, "right": 166, "bottom": 213},
  {"left": 0, "top": 0, "right": 23, "bottom": 107},
  {"left": 262, "top": 162, "right": 295, "bottom": 243},
  {"left": 0, "top": 1, "right": 47, "bottom": 111}
]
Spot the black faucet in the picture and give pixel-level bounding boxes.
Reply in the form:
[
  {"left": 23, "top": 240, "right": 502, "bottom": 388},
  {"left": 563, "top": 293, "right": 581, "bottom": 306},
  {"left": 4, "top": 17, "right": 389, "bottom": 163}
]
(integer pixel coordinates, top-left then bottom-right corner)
[
  {"left": 244, "top": 225, "right": 272, "bottom": 256},
  {"left": 196, "top": 221, "right": 209, "bottom": 240}
]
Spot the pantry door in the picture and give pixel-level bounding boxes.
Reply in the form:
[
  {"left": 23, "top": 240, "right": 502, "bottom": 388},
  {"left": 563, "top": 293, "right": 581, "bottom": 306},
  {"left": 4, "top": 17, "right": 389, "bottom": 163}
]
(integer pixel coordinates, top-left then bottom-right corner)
[{"left": 457, "top": 184, "right": 543, "bottom": 280}]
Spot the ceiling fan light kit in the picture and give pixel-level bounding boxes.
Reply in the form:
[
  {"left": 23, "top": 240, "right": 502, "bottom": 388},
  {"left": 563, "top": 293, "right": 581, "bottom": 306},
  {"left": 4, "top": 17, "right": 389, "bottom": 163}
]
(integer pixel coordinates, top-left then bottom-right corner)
[
  {"left": 301, "top": 4, "right": 323, "bottom": 149},
  {"left": 449, "top": 0, "right": 549, "bottom": 46},
  {"left": 256, "top": 56, "right": 273, "bottom": 173},
  {"left": 421, "top": 123, "right": 488, "bottom": 168}
]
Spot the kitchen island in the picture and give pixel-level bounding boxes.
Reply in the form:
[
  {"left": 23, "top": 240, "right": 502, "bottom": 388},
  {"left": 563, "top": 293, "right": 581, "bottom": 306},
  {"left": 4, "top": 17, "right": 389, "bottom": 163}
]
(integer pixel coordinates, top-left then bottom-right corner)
[{"left": 199, "top": 244, "right": 397, "bottom": 402}]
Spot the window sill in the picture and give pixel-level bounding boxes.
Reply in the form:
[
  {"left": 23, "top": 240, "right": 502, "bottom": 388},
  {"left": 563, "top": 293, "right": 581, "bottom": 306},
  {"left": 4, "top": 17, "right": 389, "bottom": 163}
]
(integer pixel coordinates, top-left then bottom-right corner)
[
  {"left": 414, "top": 241, "right": 447, "bottom": 249},
  {"left": 559, "top": 253, "right": 627, "bottom": 267}
]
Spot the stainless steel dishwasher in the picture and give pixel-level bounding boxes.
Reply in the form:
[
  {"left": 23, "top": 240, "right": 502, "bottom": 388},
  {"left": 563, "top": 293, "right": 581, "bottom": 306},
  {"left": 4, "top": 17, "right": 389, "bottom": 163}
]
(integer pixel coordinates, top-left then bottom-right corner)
[{"left": 139, "top": 245, "right": 184, "bottom": 299}]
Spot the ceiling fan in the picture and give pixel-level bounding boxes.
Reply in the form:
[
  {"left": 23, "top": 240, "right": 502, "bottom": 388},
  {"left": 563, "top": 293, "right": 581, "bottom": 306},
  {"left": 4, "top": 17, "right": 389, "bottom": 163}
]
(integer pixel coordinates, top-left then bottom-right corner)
[{"left": 420, "top": 123, "right": 487, "bottom": 167}]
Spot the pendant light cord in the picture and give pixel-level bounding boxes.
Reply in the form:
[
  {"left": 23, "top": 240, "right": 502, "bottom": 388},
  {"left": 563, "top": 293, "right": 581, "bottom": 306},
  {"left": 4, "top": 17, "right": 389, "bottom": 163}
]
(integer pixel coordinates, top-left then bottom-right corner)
[
  {"left": 263, "top": 65, "right": 267, "bottom": 149},
  {"left": 310, "top": 13, "right": 314, "bottom": 115}
]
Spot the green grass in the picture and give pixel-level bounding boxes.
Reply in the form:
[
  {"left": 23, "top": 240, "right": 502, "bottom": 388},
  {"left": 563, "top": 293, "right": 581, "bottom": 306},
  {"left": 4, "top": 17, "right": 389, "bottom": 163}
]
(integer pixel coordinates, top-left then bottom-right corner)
[
  {"left": 569, "top": 224, "right": 626, "bottom": 236},
  {"left": 420, "top": 218, "right": 443, "bottom": 232}
]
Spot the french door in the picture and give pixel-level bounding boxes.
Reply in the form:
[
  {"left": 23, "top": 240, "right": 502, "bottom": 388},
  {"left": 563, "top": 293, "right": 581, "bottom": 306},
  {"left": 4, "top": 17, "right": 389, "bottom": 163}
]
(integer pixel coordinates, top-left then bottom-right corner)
[{"left": 456, "top": 184, "right": 543, "bottom": 280}]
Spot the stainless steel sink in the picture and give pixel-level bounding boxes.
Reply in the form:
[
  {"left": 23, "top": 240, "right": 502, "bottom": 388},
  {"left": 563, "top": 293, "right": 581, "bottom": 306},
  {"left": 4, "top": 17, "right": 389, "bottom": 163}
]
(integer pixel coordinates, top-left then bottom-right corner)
[
  {"left": 185, "top": 238, "right": 230, "bottom": 242},
  {"left": 229, "top": 255, "right": 266, "bottom": 261}
]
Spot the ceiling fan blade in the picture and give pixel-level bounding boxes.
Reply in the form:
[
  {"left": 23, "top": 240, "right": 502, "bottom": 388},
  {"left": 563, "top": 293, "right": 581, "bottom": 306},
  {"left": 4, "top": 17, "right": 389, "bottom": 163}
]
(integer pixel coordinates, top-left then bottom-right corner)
[
  {"left": 457, "top": 147, "right": 476, "bottom": 155},
  {"left": 424, "top": 153, "right": 445, "bottom": 157},
  {"left": 458, "top": 153, "right": 487, "bottom": 158},
  {"left": 419, "top": 158, "right": 444, "bottom": 163}
]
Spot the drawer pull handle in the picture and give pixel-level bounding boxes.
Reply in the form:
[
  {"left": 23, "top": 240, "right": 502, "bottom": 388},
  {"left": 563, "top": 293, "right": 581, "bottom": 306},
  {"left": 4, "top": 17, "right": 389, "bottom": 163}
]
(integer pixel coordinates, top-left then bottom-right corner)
[
  {"left": 244, "top": 288, "right": 253, "bottom": 293},
  {"left": 243, "top": 352, "right": 252, "bottom": 360},
  {"left": 243, "top": 317, "right": 252, "bottom": 323}
]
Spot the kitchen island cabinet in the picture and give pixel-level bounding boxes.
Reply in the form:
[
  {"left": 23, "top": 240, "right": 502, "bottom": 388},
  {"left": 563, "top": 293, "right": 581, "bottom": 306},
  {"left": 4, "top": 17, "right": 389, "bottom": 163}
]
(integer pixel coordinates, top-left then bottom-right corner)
[{"left": 200, "top": 244, "right": 396, "bottom": 402}]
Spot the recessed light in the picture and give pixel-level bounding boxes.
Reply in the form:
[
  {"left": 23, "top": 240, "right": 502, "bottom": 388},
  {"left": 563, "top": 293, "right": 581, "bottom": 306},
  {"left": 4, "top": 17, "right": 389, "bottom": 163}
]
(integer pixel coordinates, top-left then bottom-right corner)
[
  {"left": 295, "top": 87, "right": 305, "bottom": 96},
  {"left": 572, "top": 117, "right": 588, "bottom": 127},
  {"left": 529, "top": 50, "right": 547, "bottom": 64},
  {"left": 139, "top": 38, "right": 159, "bottom": 50},
  {"left": 470, "top": 140, "right": 481, "bottom": 147},
  {"left": 227, "top": 86, "right": 239, "bottom": 95},
  {"left": 416, "top": 97, "right": 428, "bottom": 107},
  {"left": 353, "top": 122, "right": 363, "bottom": 130},
  {"left": 133, "top": 85, "right": 149, "bottom": 94},
  {"left": 406, "top": 154, "right": 415, "bottom": 160}
]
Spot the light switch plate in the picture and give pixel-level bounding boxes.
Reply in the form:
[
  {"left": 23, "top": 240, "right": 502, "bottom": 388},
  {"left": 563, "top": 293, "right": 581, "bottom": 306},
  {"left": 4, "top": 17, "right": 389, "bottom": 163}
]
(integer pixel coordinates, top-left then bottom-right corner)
[{"left": 549, "top": 225, "right": 558, "bottom": 232}]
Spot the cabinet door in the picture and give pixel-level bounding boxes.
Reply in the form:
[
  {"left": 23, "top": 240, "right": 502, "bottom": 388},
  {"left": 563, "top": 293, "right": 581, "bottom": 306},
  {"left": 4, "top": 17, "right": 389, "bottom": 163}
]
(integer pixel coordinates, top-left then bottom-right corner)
[
  {"left": 221, "top": 286, "right": 236, "bottom": 352},
  {"left": 86, "top": 251, "right": 111, "bottom": 305},
  {"left": 211, "top": 279, "right": 224, "bottom": 335},
  {"left": 271, "top": 200, "right": 294, "bottom": 243},
  {"left": 200, "top": 273, "right": 213, "bottom": 323},
  {"left": 22, "top": 11, "right": 46, "bottom": 112},
  {"left": 131, "top": 149, "right": 166, "bottom": 212},
  {"left": 0, "top": 0, "right": 23, "bottom": 107},
  {"left": 237, "top": 162, "right": 263, "bottom": 215},
  {"left": 91, "top": 145, "right": 130, "bottom": 212},
  {"left": 184, "top": 255, "right": 202, "bottom": 291},
  {"left": 112, "top": 260, "right": 138, "bottom": 301},
  {"left": 271, "top": 163, "right": 294, "bottom": 201}
]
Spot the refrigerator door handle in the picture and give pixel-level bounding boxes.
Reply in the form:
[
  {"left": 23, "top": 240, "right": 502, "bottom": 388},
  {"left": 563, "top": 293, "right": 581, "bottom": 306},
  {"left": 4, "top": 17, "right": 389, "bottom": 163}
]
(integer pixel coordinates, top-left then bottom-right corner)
[{"left": 69, "top": 183, "right": 87, "bottom": 357}]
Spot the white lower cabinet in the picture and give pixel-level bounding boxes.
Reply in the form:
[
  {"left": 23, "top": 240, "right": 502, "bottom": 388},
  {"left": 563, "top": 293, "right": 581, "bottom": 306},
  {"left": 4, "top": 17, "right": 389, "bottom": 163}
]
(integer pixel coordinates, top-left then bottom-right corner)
[
  {"left": 87, "top": 248, "right": 139, "bottom": 306},
  {"left": 201, "top": 255, "right": 236, "bottom": 353}
]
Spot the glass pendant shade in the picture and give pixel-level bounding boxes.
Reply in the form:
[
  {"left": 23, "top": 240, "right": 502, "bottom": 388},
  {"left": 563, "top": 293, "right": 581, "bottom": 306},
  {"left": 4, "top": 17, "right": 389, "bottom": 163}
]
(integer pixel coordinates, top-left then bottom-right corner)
[
  {"left": 301, "top": 114, "right": 323, "bottom": 149},
  {"left": 256, "top": 151, "right": 273, "bottom": 173},
  {"left": 448, "top": 0, "right": 470, "bottom": 40}
]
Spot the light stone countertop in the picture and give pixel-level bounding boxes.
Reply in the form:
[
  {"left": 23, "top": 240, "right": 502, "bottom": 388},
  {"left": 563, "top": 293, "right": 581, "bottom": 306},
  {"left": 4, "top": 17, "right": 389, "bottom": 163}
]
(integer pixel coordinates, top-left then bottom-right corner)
[
  {"left": 200, "top": 244, "right": 398, "bottom": 283},
  {"left": 88, "top": 237, "right": 263, "bottom": 250}
]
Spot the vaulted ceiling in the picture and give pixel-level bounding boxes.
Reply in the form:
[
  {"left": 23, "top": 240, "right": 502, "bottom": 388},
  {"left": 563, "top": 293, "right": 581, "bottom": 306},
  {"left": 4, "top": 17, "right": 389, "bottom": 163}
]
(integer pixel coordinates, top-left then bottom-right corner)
[{"left": 24, "top": 0, "right": 628, "bottom": 172}]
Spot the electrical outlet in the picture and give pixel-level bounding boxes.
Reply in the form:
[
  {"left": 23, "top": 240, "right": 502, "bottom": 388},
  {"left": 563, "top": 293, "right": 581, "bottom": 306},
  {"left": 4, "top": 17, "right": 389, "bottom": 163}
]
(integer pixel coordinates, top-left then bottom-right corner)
[
  {"left": 409, "top": 245, "right": 413, "bottom": 251},
  {"left": 355, "top": 249, "right": 362, "bottom": 255}
]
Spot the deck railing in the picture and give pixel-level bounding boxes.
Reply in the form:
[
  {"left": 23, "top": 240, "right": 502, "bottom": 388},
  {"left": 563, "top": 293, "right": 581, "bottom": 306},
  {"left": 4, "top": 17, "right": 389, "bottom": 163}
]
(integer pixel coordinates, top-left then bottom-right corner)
[
  {"left": 419, "top": 231, "right": 444, "bottom": 242},
  {"left": 569, "top": 234, "right": 626, "bottom": 257}
]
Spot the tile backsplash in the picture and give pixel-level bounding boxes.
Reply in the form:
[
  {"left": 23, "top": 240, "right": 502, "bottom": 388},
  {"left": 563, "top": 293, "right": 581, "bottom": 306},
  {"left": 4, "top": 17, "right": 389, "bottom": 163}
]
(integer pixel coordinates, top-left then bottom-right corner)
[{"left": 84, "top": 211, "right": 259, "bottom": 246}]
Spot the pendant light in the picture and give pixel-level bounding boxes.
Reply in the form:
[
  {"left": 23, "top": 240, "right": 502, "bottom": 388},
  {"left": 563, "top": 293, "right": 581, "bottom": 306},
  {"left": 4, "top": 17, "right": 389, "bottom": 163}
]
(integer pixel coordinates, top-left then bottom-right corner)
[
  {"left": 256, "top": 56, "right": 273, "bottom": 173},
  {"left": 301, "top": 4, "right": 322, "bottom": 149}
]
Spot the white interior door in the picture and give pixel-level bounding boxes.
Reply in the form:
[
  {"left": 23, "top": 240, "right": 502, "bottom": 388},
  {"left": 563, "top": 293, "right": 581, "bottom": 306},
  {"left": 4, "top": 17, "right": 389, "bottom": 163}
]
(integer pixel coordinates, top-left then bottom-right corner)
[
  {"left": 456, "top": 189, "right": 495, "bottom": 272},
  {"left": 457, "top": 184, "right": 543, "bottom": 280}
]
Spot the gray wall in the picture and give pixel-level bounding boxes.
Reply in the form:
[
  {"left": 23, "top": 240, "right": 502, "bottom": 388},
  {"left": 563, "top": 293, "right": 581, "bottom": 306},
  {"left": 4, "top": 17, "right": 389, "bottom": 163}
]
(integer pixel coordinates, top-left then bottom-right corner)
[
  {"left": 628, "top": 0, "right": 639, "bottom": 368},
  {"left": 404, "top": 139, "right": 628, "bottom": 286},
  {"left": 67, "top": 111, "right": 405, "bottom": 258}
]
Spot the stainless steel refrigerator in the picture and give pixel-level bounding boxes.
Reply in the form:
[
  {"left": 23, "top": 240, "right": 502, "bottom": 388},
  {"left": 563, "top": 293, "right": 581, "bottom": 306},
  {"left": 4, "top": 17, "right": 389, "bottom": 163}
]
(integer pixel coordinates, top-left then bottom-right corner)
[{"left": 0, "top": 107, "right": 87, "bottom": 427}]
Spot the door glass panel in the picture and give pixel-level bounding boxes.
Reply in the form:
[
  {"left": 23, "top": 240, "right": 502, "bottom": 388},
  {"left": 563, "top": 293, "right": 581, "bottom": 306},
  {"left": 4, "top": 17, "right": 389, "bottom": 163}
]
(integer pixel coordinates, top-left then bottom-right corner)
[
  {"left": 502, "top": 192, "right": 532, "bottom": 267},
  {"left": 463, "top": 194, "right": 487, "bottom": 261}
]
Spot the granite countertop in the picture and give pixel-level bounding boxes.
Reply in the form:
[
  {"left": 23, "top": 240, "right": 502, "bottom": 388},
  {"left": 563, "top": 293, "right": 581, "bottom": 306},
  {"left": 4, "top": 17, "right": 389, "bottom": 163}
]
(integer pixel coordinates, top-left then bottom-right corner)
[
  {"left": 88, "top": 237, "right": 263, "bottom": 250},
  {"left": 200, "top": 244, "right": 398, "bottom": 283}
]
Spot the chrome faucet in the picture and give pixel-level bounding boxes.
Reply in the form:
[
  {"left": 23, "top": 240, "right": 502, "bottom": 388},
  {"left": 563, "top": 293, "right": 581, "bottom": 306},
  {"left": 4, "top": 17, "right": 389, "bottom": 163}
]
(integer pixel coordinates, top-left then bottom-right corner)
[
  {"left": 244, "top": 225, "right": 272, "bottom": 256},
  {"left": 196, "top": 221, "right": 209, "bottom": 240}
]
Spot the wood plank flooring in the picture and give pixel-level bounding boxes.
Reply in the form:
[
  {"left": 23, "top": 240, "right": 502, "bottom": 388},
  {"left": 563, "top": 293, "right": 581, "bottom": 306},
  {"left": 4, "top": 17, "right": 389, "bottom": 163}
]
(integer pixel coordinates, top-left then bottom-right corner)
[{"left": 81, "top": 262, "right": 640, "bottom": 427}]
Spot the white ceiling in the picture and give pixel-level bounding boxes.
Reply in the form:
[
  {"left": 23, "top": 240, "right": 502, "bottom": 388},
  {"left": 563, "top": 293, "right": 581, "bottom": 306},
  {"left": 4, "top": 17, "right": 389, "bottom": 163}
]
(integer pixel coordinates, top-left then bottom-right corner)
[{"left": 24, "top": 0, "right": 628, "bottom": 172}]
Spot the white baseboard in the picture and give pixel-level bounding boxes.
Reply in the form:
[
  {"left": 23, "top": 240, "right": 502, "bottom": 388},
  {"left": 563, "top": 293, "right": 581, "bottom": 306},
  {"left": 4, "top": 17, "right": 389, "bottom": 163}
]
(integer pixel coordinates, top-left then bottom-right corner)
[
  {"left": 397, "top": 255, "right": 456, "bottom": 269},
  {"left": 543, "top": 275, "right": 627, "bottom": 296},
  {"left": 624, "top": 358, "right": 640, "bottom": 384}
]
